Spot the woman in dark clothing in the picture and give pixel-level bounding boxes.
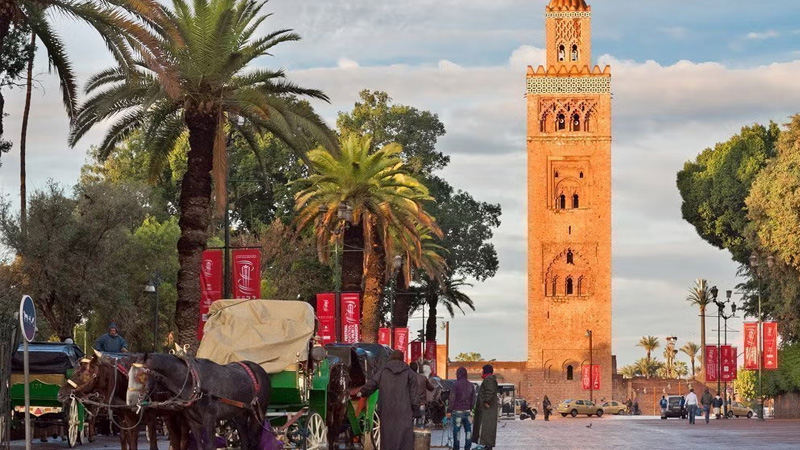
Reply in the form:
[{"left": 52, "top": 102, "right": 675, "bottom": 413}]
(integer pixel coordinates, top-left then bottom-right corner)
[
  {"left": 358, "top": 350, "right": 421, "bottom": 450},
  {"left": 449, "top": 367, "right": 476, "bottom": 450},
  {"left": 543, "top": 395, "right": 552, "bottom": 421}
]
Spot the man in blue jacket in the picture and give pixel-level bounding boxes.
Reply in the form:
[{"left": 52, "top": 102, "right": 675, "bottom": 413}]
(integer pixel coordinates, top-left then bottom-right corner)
[{"left": 93, "top": 323, "right": 129, "bottom": 353}]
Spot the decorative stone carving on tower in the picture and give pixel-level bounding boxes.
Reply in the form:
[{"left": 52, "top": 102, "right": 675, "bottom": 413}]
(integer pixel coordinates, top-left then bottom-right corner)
[{"left": 525, "top": 0, "right": 612, "bottom": 402}]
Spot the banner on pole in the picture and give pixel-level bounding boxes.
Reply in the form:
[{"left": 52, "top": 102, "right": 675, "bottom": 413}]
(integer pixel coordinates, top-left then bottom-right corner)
[
  {"left": 763, "top": 321, "right": 778, "bottom": 370},
  {"left": 340, "top": 293, "right": 361, "bottom": 343},
  {"left": 393, "top": 328, "right": 409, "bottom": 360},
  {"left": 410, "top": 341, "right": 422, "bottom": 363},
  {"left": 378, "top": 328, "right": 391, "bottom": 346},
  {"left": 582, "top": 365, "right": 600, "bottom": 390},
  {"left": 732, "top": 346, "right": 738, "bottom": 380},
  {"left": 425, "top": 341, "right": 437, "bottom": 375},
  {"left": 198, "top": 250, "right": 223, "bottom": 340},
  {"left": 232, "top": 249, "right": 261, "bottom": 299},
  {"left": 705, "top": 345, "right": 718, "bottom": 382},
  {"left": 743, "top": 322, "right": 759, "bottom": 370},
  {"left": 316, "top": 293, "right": 336, "bottom": 345},
  {"left": 720, "top": 345, "right": 734, "bottom": 382}
]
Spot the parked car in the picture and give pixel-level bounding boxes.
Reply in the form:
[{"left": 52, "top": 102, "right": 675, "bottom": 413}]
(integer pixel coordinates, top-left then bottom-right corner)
[
  {"left": 727, "top": 401, "right": 754, "bottom": 418},
  {"left": 661, "top": 395, "right": 687, "bottom": 419},
  {"left": 600, "top": 400, "right": 627, "bottom": 415},
  {"left": 557, "top": 399, "right": 604, "bottom": 417}
]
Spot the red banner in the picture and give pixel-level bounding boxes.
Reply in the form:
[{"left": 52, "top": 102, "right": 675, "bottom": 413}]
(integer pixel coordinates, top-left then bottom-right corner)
[
  {"left": 410, "top": 341, "right": 422, "bottom": 363},
  {"left": 425, "top": 341, "right": 437, "bottom": 375},
  {"left": 340, "top": 293, "right": 361, "bottom": 343},
  {"left": 731, "top": 347, "right": 738, "bottom": 380},
  {"left": 316, "top": 293, "right": 336, "bottom": 345},
  {"left": 232, "top": 249, "right": 261, "bottom": 299},
  {"left": 582, "top": 365, "right": 600, "bottom": 390},
  {"left": 763, "top": 321, "right": 778, "bottom": 370},
  {"left": 198, "top": 250, "right": 223, "bottom": 340},
  {"left": 378, "top": 328, "right": 391, "bottom": 346},
  {"left": 743, "top": 322, "right": 759, "bottom": 370},
  {"left": 705, "top": 345, "right": 718, "bottom": 382},
  {"left": 394, "top": 328, "right": 409, "bottom": 360},
  {"left": 721, "top": 345, "right": 734, "bottom": 382}
]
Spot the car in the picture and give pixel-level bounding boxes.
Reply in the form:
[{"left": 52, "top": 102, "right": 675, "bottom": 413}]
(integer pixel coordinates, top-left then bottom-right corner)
[
  {"left": 661, "top": 395, "right": 687, "bottom": 419},
  {"left": 600, "top": 400, "right": 627, "bottom": 415},
  {"left": 556, "top": 399, "right": 604, "bottom": 417},
  {"left": 727, "top": 401, "right": 754, "bottom": 419}
]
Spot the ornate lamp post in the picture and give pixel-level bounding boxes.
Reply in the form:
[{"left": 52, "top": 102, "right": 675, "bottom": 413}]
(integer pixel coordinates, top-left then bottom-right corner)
[
  {"left": 319, "top": 203, "right": 353, "bottom": 342},
  {"left": 388, "top": 255, "right": 403, "bottom": 346},
  {"left": 712, "top": 288, "right": 736, "bottom": 418},
  {"left": 144, "top": 269, "right": 162, "bottom": 353},
  {"left": 586, "top": 329, "right": 593, "bottom": 403},
  {"left": 749, "top": 253, "right": 774, "bottom": 421}
]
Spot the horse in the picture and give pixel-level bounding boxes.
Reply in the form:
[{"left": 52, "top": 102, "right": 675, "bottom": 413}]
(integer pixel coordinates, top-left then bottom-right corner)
[
  {"left": 58, "top": 353, "right": 159, "bottom": 450},
  {"left": 129, "top": 353, "right": 270, "bottom": 450}
]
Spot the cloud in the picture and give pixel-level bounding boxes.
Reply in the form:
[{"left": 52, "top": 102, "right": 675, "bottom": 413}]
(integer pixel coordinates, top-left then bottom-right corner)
[{"left": 746, "top": 30, "right": 780, "bottom": 40}]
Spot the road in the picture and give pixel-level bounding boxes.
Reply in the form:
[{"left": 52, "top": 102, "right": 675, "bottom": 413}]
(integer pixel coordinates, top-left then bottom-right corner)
[{"left": 9, "top": 416, "right": 800, "bottom": 449}]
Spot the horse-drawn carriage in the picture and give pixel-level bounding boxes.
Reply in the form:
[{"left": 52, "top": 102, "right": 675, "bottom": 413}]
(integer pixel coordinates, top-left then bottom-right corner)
[{"left": 9, "top": 342, "right": 87, "bottom": 447}]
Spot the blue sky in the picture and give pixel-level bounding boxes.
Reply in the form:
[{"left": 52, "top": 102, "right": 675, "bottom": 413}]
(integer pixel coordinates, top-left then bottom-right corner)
[{"left": 2, "top": 0, "right": 800, "bottom": 369}]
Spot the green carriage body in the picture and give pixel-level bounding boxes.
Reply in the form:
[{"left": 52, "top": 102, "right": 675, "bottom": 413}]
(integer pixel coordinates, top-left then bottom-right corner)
[{"left": 8, "top": 342, "right": 87, "bottom": 446}]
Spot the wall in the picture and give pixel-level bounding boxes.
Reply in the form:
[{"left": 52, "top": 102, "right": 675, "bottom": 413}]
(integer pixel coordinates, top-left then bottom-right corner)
[{"left": 774, "top": 392, "right": 800, "bottom": 419}]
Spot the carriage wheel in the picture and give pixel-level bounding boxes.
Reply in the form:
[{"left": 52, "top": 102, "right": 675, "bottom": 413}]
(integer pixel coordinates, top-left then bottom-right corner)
[
  {"left": 303, "top": 412, "right": 328, "bottom": 450},
  {"left": 367, "top": 410, "right": 380, "bottom": 450},
  {"left": 67, "top": 398, "right": 81, "bottom": 447}
]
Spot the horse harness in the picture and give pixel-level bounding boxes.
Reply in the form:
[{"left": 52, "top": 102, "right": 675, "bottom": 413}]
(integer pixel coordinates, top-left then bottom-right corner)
[{"left": 209, "top": 362, "right": 263, "bottom": 421}]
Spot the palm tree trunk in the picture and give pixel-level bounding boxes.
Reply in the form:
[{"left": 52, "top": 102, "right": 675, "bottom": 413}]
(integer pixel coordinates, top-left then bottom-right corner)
[
  {"left": 341, "top": 224, "right": 363, "bottom": 292},
  {"left": 175, "top": 112, "right": 216, "bottom": 350},
  {"left": 19, "top": 31, "right": 35, "bottom": 238},
  {"left": 390, "top": 271, "right": 409, "bottom": 328},
  {"left": 699, "top": 306, "right": 706, "bottom": 381},
  {"left": 361, "top": 217, "right": 384, "bottom": 342},
  {"left": 690, "top": 359, "right": 696, "bottom": 380},
  {"left": 425, "top": 294, "right": 437, "bottom": 343}
]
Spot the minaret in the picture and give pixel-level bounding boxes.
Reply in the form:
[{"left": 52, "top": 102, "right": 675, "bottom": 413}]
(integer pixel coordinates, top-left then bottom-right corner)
[{"left": 526, "top": 0, "right": 612, "bottom": 402}]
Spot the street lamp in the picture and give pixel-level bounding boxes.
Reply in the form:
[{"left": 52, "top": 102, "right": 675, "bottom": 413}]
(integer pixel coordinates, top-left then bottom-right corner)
[
  {"left": 319, "top": 203, "right": 353, "bottom": 342},
  {"left": 586, "top": 329, "right": 593, "bottom": 403},
  {"left": 388, "top": 255, "right": 403, "bottom": 346},
  {"left": 144, "top": 270, "right": 162, "bottom": 353},
  {"left": 712, "top": 288, "right": 736, "bottom": 418},
  {"left": 749, "top": 253, "right": 774, "bottom": 421}
]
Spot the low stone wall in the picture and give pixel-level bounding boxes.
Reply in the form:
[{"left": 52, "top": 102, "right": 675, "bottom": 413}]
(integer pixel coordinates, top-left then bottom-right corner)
[
  {"left": 774, "top": 392, "right": 800, "bottom": 419},
  {"left": 610, "top": 376, "right": 717, "bottom": 416}
]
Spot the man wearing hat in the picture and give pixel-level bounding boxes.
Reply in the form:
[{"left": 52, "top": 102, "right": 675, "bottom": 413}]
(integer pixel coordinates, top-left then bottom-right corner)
[
  {"left": 472, "top": 364, "right": 498, "bottom": 450},
  {"left": 93, "top": 323, "right": 129, "bottom": 353}
]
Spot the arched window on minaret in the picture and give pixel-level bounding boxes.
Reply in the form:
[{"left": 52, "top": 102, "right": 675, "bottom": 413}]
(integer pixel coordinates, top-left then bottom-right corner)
[
  {"left": 584, "top": 112, "right": 592, "bottom": 132},
  {"left": 572, "top": 113, "right": 580, "bottom": 131},
  {"left": 559, "top": 194, "right": 566, "bottom": 209},
  {"left": 551, "top": 276, "right": 558, "bottom": 296},
  {"left": 566, "top": 365, "right": 574, "bottom": 380},
  {"left": 573, "top": 194, "right": 580, "bottom": 209},
  {"left": 567, "top": 250, "right": 574, "bottom": 265},
  {"left": 571, "top": 44, "right": 579, "bottom": 61},
  {"left": 566, "top": 277, "right": 574, "bottom": 295},
  {"left": 557, "top": 113, "right": 566, "bottom": 131},
  {"left": 558, "top": 44, "right": 566, "bottom": 62},
  {"left": 577, "top": 276, "right": 584, "bottom": 296}
]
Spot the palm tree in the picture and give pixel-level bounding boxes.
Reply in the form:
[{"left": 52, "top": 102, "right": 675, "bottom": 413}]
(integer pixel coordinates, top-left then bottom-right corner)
[
  {"left": 634, "top": 357, "right": 662, "bottom": 379},
  {"left": 619, "top": 365, "right": 638, "bottom": 379},
  {"left": 422, "top": 275, "right": 473, "bottom": 342},
  {"left": 70, "top": 0, "right": 336, "bottom": 347},
  {"left": 295, "top": 134, "right": 440, "bottom": 342},
  {"left": 674, "top": 361, "right": 689, "bottom": 379},
  {"left": 680, "top": 341, "right": 700, "bottom": 380},
  {"left": 686, "top": 279, "right": 712, "bottom": 379},
  {"left": 637, "top": 336, "right": 660, "bottom": 364},
  {"left": 18, "top": 28, "right": 34, "bottom": 238}
]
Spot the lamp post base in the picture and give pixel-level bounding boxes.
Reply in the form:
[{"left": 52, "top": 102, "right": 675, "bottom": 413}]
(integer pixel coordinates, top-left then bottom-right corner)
[{"left": 758, "top": 401, "right": 765, "bottom": 421}]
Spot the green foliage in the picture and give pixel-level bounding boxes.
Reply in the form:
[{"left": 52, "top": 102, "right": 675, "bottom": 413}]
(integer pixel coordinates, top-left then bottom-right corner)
[
  {"left": 734, "top": 366, "right": 757, "bottom": 400},
  {"left": 677, "top": 123, "right": 780, "bottom": 264},
  {"left": 0, "top": 22, "right": 34, "bottom": 88},
  {"left": 453, "top": 352, "right": 483, "bottom": 362},
  {"left": 762, "top": 343, "right": 800, "bottom": 396},
  {"left": 637, "top": 336, "right": 660, "bottom": 361}
]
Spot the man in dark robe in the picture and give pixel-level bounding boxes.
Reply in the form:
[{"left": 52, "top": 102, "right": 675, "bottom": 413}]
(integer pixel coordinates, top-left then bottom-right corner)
[
  {"left": 471, "top": 364, "right": 498, "bottom": 450},
  {"left": 358, "top": 350, "right": 421, "bottom": 450}
]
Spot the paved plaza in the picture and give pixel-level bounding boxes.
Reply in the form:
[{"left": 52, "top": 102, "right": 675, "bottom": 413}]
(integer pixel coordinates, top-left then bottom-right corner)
[{"left": 9, "top": 416, "right": 800, "bottom": 450}]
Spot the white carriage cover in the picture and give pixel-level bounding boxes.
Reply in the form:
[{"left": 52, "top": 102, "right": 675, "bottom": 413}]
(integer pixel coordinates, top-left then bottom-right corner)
[{"left": 196, "top": 299, "right": 315, "bottom": 374}]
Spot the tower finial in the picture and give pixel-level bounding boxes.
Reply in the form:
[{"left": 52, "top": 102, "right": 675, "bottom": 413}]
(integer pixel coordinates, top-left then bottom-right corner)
[{"left": 546, "top": 0, "right": 590, "bottom": 12}]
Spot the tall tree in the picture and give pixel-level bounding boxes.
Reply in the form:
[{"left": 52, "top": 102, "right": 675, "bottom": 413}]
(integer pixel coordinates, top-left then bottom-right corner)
[
  {"left": 0, "top": 21, "right": 34, "bottom": 163},
  {"left": 636, "top": 336, "right": 660, "bottom": 364},
  {"left": 18, "top": 29, "right": 33, "bottom": 235},
  {"left": 634, "top": 357, "right": 662, "bottom": 379},
  {"left": 680, "top": 341, "right": 700, "bottom": 379},
  {"left": 69, "top": 0, "right": 336, "bottom": 348},
  {"left": 686, "top": 279, "right": 711, "bottom": 380},
  {"left": 295, "top": 134, "right": 440, "bottom": 342}
]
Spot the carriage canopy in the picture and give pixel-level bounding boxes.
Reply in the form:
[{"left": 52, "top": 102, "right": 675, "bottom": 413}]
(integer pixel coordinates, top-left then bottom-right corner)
[{"left": 196, "top": 299, "right": 316, "bottom": 374}]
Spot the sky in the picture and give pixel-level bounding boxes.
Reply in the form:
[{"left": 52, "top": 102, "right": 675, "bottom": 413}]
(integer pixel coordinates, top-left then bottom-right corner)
[{"left": 2, "top": 0, "right": 800, "bottom": 368}]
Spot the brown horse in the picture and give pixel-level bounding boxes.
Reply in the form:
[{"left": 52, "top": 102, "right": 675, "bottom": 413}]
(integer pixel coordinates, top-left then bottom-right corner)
[{"left": 58, "top": 353, "right": 187, "bottom": 450}]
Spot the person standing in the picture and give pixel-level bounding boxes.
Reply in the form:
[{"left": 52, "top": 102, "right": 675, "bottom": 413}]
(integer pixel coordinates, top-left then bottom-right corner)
[
  {"left": 357, "top": 350, "right": 421, "bottom": 450},
  {"left": 713, "top": 394, "right": 723, "bottom": 419},
  {"left": 472, "top": 365, "right": 498, "bottom": 450},
  {"left": 93, "top": 323, "right": 129, "bottom": 353},
  {"left": 684, "top": 389, "right": 699, "bottom": 424},
  {"left": 449, "top": 367, "right": 476, "bottom": 450},
  {"left": 700, "top": 388, "right": 713, "bottom": 424},
  {"left": 543, "top": 395, "right": 552, "bottom": 422},
  {"left": 410, "top": 362, "right": 435, "bottom": 427},
  {"left": 659, "top": 395, "right": 668, "bottom": 415},
  {"left": 625, "top": 398, "right": 633, "bottom": 415}
]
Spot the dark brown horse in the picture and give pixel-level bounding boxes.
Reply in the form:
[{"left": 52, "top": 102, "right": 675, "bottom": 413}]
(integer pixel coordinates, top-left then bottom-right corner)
[{"left": 58, "top": 353, "right": 187, "bottom": 450}]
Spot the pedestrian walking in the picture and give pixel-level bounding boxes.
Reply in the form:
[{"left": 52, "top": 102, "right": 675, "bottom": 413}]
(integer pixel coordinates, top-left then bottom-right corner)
[
  {"left": 680, "top": 396, "right": 686, "bottom": 419},
  {"left": 410, "top": 361, "right": 435, "bottom": 427},
  {"left": 356, "top": 350, "right": 421, "bottom": 450},
  {"left": 633, "top": 399, "right": 639, "bottom": 415},
  {"left": 713, "top": 394, "right": 723, "bottom": 419},
  {"left": 659, "top": 395, "right": 668, "bottom": 415},
  {"left": 543, "top": 395, "right": 552, "bottom": 421},
  {"left": 472, "top": 364, "right": 498, "bottom": 450},
  {"left": 684, "top": 389, "right": 699, "bottom": 424},
  {"left": 700, "top": 388, "right": 713, "bottom": 424},
  {"left": 448, "top": 367, "right": 476, "bottom": 450}
]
